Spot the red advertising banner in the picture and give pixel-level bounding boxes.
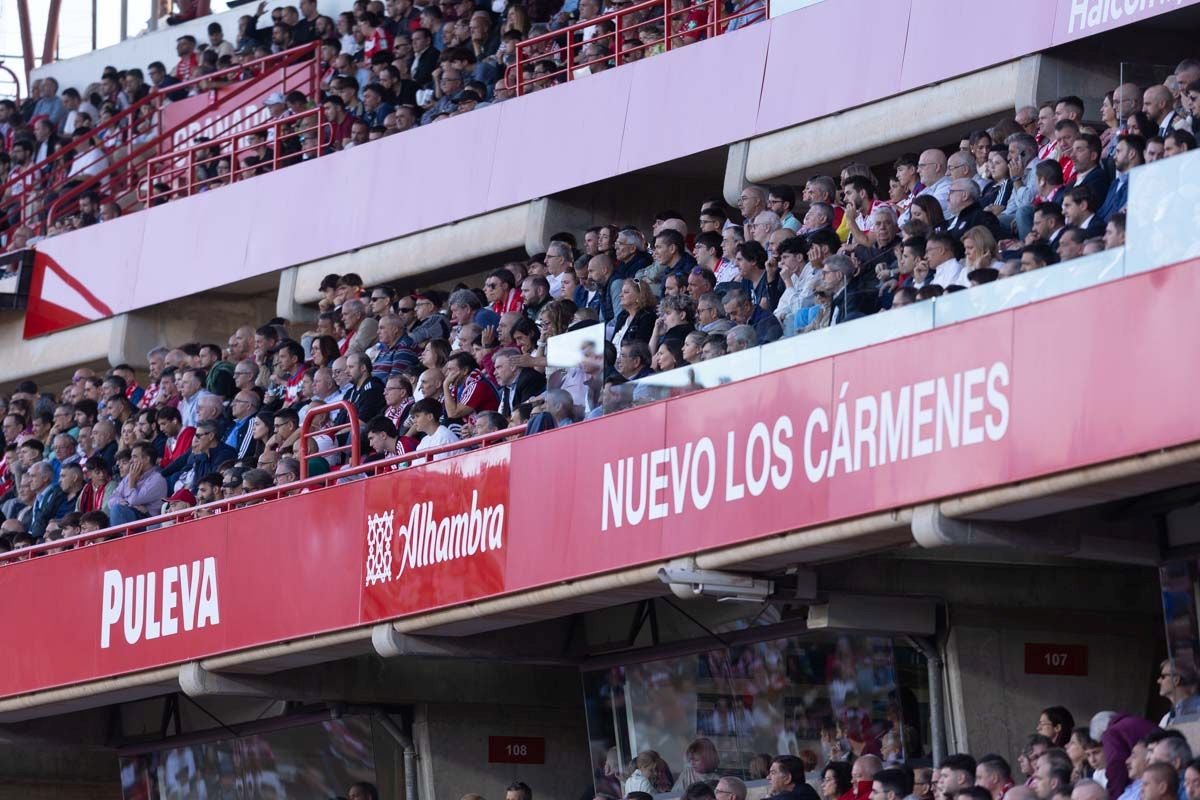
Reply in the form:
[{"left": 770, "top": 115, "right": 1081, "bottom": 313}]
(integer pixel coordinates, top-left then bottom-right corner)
[{"left": 3, "top": 262, "right": 1200, "bottom": 699}]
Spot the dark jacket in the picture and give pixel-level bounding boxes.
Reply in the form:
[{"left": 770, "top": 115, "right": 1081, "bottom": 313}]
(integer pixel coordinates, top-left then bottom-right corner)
[
  {"left": 831, "top": 269, "right": 880, "bottom": 324},
  {"left": 496, "top": 368, "right": 545, "bottom": 417},
  {"left": 611, "top": 308, "right": 656, "bottom": 345},
  {"left": 768, "top": 785, "right": 821, "bottom": 800},
  {"left": 661, "top": 322, "right": 694, "bottom": 345},
  {"left": 182, "top": 443, "right": 237, "bottom": 493},
  {"left": 1075, "top": 167, "right": 1111, "bottom": 209},
  {"left": 748, "top": 306, "right": 783, "bottom": 344},
  {"left": 412, "top": 48, "right": 439, "bottom": 88},
  {"left": 345, "top": 376, "right": 386, "bottom": 425},
  {"left": 614, "top": 250, "right": 652, "bottom": 280},
  {"left": 29, "top": 485, "right": 73, "bottom": 539},
  {"left": 945, "top": 202, "right": 1004, "bottom": 240}
]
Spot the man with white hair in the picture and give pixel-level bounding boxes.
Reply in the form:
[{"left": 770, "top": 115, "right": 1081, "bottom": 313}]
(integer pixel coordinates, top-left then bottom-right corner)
[
  {"left": 945, "top": 178, "right": 1003, "bottom": 240},
  {"left": 177, "top": 368, "right": 205, "bottom": 428},
  {"left": 340, "top": 298, "right": 379, "bottom": 356},
  {"left": 541, "top": 388, "right": 577, "bottom": 427},
  {"left": 748, "top": 210, "right": 782, "bottom": 245},
  {"left": 737, "top": 185, "right": 768, "bottom": 240}
]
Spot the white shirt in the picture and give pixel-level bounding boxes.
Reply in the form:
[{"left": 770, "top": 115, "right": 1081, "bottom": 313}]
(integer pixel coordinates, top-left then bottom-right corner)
[
  {"left": 179, "top": 393, "right": 201, "bottom": 428},
  {"left": 414, "top": 425, "right": 460, "bottom": 463},
  {"left": 774, "top": 263, "right": 820, "bottom": 325},
  {"left": 547, "top": 271, "right": 563, "bottom": 298},
  {"left": 931, "top": 258, "right": 969, "bottom": 288}
]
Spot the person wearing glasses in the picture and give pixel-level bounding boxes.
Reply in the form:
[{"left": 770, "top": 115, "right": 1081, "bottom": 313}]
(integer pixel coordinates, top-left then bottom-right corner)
[
  {"left": 177, "top": 420, "right": 237, "bottom": 494},
  {"left": 1158, "top": 660, "right": 1200, "bottom": 726}
]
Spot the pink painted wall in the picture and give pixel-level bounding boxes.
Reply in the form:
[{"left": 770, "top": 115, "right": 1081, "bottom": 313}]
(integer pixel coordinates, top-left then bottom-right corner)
[{"left": 28, "top": 0, "right": 1200, "bottom": 337}]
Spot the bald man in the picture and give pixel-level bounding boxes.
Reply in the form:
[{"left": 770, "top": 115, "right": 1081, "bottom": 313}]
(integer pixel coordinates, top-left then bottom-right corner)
[
  {"left": 853, "top": 755, "right": 883, "bottom": 787},
  {"left": 737, "top": 185, "right": 767, "bottom": 238},
  {"left": 225, "top": 390, "right": 262, "bottom": 458},
  {"left": 1144, "top": 84, "right": 1180, "bottom": 135},
  {"left": 586, "top": 253, "right": 624, "bottom": 333},
  {"left": 902, "top": 148, "right": 950, "bottom": 223},
  {"left": 1114, "top": 82, "right": 1142, "bottom": 120}
]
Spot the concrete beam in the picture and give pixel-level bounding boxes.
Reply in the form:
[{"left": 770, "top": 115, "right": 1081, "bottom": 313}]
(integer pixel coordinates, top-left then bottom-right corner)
[
  {"left": 912, "top": 504, "right": 1161, "bottom": 565},
  {"left": 178, "top": 662, "right": 280, "bottom": 699},
  {"left": 744, "top": 59, "right": 1028, "bottom": 184},
  {"left": 289, "top": 204, "right": 531, "bottom": 306},
  {"left": 722, "top": 140, "right": 751, "bottom": 208},
  {"left": 371, "top": 623, "right": 577, "bottom": 665}
]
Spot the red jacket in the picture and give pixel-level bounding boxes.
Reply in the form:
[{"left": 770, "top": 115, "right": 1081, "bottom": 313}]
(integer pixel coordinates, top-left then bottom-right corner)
[{"left": 162, "top": 427, "right": 196, "bottom": 468}]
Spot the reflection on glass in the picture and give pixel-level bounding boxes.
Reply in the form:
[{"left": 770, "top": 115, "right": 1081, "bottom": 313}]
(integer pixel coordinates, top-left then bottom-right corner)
[
  {"left": 583, "top": 634, "right": 923, "bottom": 799},
  {"left": 119, "top": 715, "right": 378, "bottom": 800},
  {"left": 1159, "top": 561, "right": 1200, "bottom": 723}
]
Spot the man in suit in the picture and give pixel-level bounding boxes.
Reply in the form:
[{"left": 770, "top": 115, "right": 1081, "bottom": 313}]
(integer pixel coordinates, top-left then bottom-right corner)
[
  {"left": 1097, "top": 133, "right": 1144, "bottom": 223},
  {"left": 945, "top": 179, "right": 1003, "bottom": 240},
  {"left": 411, "top": 27, "right": 439, "bottom": 88},
  {"left": 1062, "top": 186, "right": 1106, "bottom": 240},
  {"left": 1069, "top": 133, "right": 1110, "bottom": 206},
  {"left": 493, "top": 348, "right": 545, "bottom": 418}
]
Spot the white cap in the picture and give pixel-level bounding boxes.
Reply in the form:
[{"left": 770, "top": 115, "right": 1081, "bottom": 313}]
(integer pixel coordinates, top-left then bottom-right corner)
[{"left": 265, "top": 91, "right": 286, "bottom": 105}]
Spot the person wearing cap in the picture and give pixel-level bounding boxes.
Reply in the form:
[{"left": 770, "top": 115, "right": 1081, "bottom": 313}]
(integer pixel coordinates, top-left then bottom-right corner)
[
  {"left": 167, "top": 488, "right": 196, "bottom": 513},
  {"left": 262, "top": 90, "right": 292, "bottom": 146},
  {"left": 451, "top": 89, "right": 481, "bottom": 115},
  {"left": 149, "top": 487, "right": 196, "bottom": 529}
]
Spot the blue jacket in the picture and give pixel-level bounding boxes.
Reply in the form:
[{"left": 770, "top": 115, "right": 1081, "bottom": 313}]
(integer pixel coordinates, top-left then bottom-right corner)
[
  {"left": 30, "top": 484, "right": 74, "bottom": 539},
  {"left": 182, "top": 443, "right": 238, "bottom": 493},
  {"left": 1097, "top": 174, "right": 1128, "bottom": 223}
]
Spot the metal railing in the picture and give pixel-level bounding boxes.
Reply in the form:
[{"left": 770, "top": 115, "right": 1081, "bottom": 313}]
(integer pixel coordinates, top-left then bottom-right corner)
[
  {"left": 296, "top": 399, "right": 360, "bottom": 479},
  {"left": 145, "top": 105, "right": 324, "bottom": 204},
  {"left": 0, "top": 422, "right": 527, "bottom": 565},
  {"left": 508, "top": 0, "right": 767, "bottom": 96},
  {"left": 0, "top": 41, "right": 320, "bottom": 242}
]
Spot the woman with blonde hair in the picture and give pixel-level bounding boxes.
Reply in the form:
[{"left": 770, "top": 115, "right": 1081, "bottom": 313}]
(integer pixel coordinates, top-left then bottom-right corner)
[
  {"left": 961, "top": 225, "right": 1005, "bottom": 271},
  {"left": 611, "top": 278, "right": 658, "bottom": 349},
  {"left": 624, "top": 751, "right": 660, "bottom": 795}
]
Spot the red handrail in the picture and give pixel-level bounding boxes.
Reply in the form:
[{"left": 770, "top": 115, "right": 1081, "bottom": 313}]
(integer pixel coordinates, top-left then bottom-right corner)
[
  {"left": 297, "top": 399, "right": 360, "bottom": 479},
  {"left": 0, "top": 423, "right": 528, "bottom": 564},
  {"left": 508, "top": 0, "right": 767, "bottom": 96},
  {"left": 145, "top": 104, "right": 324, "bottom": 203},
  {"left": 0, "top": 62, "right": 20, "bottom": 105},
  {"left": 0, "top": 41, "right": 321, "bottom": 240}
]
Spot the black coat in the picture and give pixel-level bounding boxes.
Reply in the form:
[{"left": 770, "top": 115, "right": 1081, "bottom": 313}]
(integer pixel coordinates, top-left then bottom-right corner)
[
  {"left": 611, "top": 308, "right": 656, "bottom": 345},
  {"left": 496, "top": 368, "right": 546, "bottom": 417},
  {"left": 945, "top": 202, "right": 1003, "bottom": 241}
]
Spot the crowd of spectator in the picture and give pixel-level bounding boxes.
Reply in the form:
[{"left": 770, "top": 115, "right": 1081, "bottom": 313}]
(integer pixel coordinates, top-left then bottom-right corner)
[
  {"left": 350, "top": 685, "right": 1200, "bottom": 800},
  {"left": 0, "top": 57, "right": 1197, "bottom": 550},
  {"left": 0, "top": 0, "right": 764, "bottom": 245},
  {"left": 574, "top": 694, "right": 1200, "bottom": 800}
]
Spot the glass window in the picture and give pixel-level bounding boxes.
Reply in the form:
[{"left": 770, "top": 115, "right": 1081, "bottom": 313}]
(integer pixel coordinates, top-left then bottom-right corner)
[
  {"left": 120, "top": 715, "right": 379, "bottom": 799},
  {"left": 583, "top": 634, "right": 927, "bottom": 799}
]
